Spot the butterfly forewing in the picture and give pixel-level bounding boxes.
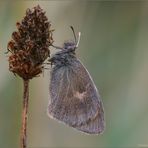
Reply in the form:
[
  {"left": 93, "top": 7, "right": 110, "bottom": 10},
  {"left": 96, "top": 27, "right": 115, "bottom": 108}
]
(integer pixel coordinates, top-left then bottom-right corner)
[{"left": 48, "top": 59, "right": 105, "bottom": 134}]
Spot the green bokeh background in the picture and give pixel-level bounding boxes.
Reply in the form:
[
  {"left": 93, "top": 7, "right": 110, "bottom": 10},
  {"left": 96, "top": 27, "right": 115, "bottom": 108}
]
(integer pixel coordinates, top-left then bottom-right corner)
[{"left": 1, "top": 1, "right": 148, "bottom": 148}]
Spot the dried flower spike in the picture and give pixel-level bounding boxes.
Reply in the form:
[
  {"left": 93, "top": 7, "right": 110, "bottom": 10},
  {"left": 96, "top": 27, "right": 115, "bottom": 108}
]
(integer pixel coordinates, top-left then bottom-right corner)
[
  {"left": 7, "top": 5, "right": 54, "bottom": 148},
  {"left": 8, "top": 5, "right": 54, "bottom": 80}
]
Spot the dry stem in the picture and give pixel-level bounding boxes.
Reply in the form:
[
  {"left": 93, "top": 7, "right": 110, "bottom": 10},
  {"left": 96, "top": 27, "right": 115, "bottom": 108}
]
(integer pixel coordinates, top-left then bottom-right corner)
[{"left": 21, "top": 79, "right": 29, "bottom": 148}]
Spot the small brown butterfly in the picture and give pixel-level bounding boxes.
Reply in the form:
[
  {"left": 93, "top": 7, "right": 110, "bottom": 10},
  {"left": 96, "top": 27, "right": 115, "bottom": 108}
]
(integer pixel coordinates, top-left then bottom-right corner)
[{"left": 47, "top": 26, "right": 105, "bottom": 134}]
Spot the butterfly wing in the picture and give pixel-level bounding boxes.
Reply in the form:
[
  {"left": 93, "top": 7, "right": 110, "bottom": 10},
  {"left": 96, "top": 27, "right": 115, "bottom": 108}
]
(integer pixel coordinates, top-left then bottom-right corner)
[{"left": 48, "top": 59, "right": 105, "bottom": 134}]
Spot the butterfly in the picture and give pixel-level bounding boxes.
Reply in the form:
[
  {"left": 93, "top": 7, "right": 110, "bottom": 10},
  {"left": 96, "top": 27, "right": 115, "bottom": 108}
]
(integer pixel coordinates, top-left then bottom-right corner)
[{"left": 47, "top": 26, "right": 105, "bottom": 134}]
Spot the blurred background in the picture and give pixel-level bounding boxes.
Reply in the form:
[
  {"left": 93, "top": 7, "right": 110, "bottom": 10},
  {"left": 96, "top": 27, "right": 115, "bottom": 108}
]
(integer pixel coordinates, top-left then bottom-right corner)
[{"left": 1, "top": 0, "right": 148, "bottom": 148}]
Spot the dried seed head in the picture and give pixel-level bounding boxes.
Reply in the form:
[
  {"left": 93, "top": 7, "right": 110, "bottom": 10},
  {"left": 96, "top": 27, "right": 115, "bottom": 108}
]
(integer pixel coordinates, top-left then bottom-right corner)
[{"left": 8, "top": 5, "right": 54, "bottom": 80}]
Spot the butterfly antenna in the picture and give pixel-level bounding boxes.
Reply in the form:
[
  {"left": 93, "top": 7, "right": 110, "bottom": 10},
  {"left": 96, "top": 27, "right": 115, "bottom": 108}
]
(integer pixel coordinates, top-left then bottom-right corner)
[
  {"left": 76, "top": 32, "right": 81, "bottom": 48},
  {"left": 70, "top": 26, "right": 77, "bottom": 44}
]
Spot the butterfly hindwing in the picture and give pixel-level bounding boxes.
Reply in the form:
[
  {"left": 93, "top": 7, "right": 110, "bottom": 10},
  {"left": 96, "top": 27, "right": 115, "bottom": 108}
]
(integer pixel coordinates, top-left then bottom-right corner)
[{"left": 48, "top": 59, "right": 105, "bottom": 134}]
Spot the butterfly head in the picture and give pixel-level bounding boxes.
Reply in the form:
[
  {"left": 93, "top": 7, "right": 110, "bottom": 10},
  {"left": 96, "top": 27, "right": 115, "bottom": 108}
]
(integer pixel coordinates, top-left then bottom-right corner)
[
  {"left": 63, "top": 26, "right": 81, "bottom": 52},
  {"left": 63, "top": 41, "right": 76, "bottom": 51},
  {"left": 52, "top": 26, "right": 81, "bottom": 52},
  {"left": 49, "top": 27, "right": 81, "bottom": 66}
]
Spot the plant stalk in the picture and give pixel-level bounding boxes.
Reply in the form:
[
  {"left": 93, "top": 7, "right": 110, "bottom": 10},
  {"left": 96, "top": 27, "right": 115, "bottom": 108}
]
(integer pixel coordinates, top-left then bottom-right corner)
[{"left": 21, "top": 79, "right": 29, "bottom": 148}]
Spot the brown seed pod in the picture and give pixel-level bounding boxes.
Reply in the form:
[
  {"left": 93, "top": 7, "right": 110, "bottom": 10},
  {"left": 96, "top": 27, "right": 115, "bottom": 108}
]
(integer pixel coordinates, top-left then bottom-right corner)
[
  {"left": 7, "top": 5, "right": 54, "bottom": 80},
  {"left": 7, "top": 40, "right": 17, "bottom": 53},
  {"left": 8, "top": 50, "right": 42, "bottom": 80}
]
